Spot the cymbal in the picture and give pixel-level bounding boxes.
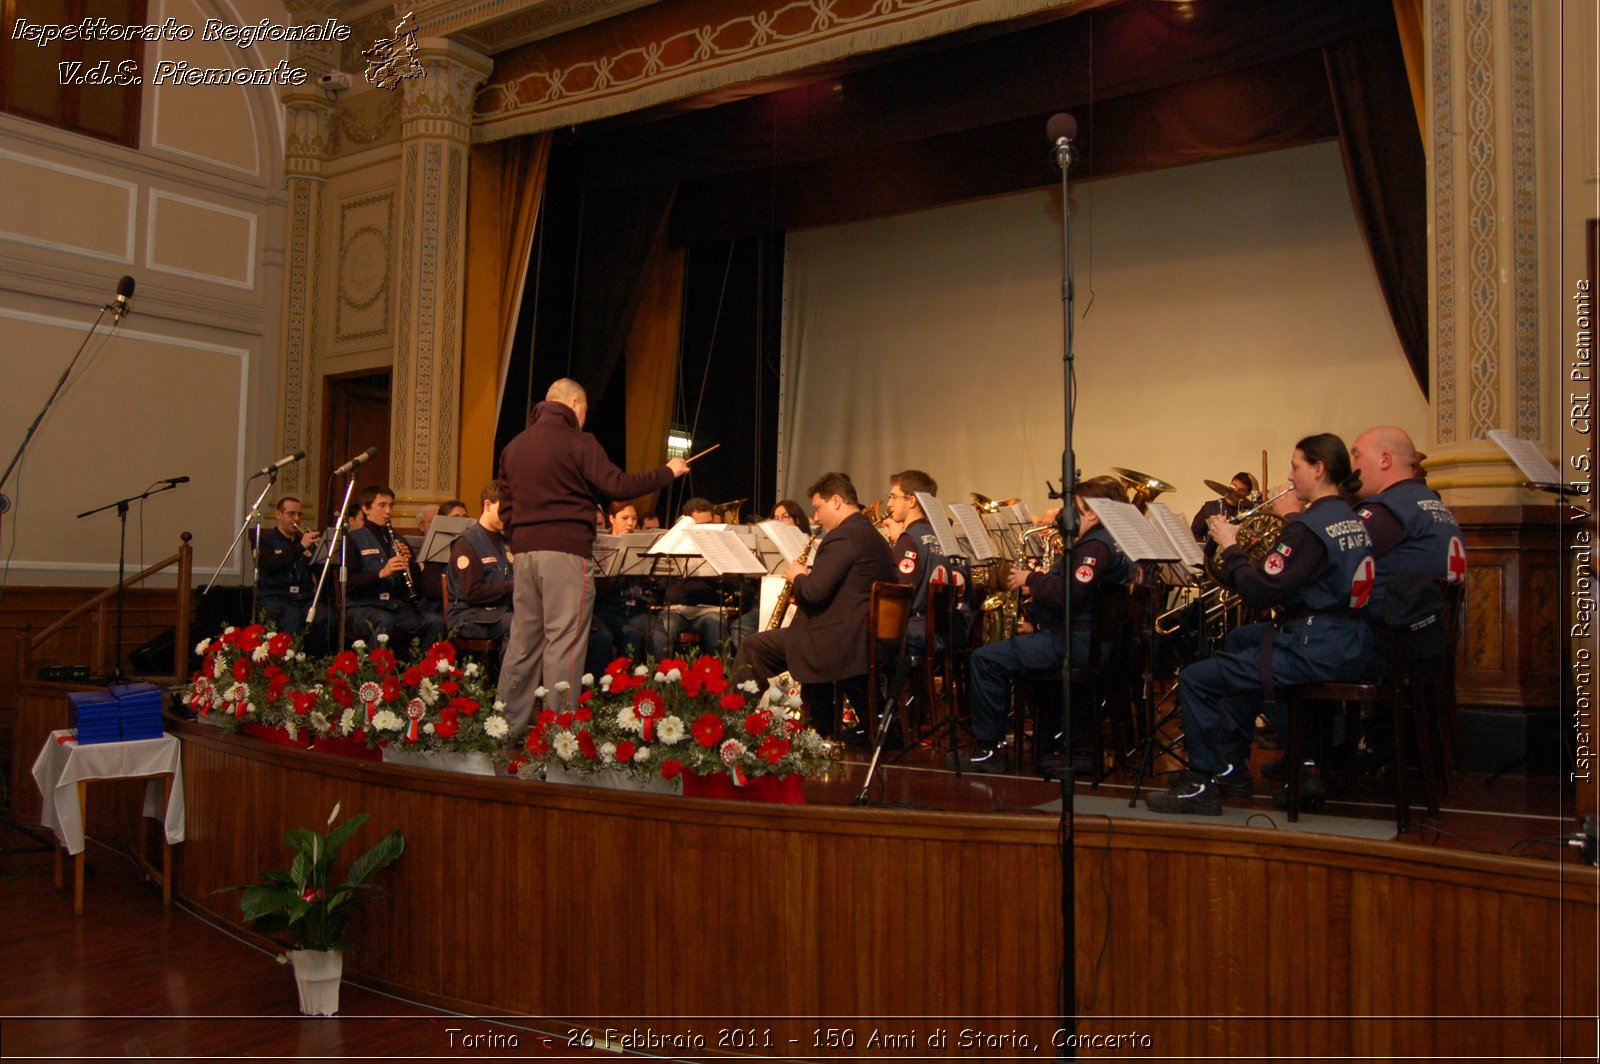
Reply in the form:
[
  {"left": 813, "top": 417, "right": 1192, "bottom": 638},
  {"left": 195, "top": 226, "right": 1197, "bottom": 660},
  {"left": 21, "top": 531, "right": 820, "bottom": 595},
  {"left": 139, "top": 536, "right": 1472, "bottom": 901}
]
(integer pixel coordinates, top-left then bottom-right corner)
[
  {"left": 1112, "top": 467, "right": 1176, "bottom": 493},
  {"left": 1204, "top": 479, "right": 1248, "bottom": 507}
]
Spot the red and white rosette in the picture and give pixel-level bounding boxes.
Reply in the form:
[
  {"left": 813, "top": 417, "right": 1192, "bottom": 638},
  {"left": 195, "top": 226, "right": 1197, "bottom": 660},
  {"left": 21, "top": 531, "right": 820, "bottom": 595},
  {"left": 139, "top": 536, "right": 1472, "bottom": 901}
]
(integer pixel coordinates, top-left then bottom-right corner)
[
  {"left": 636, "top": 698, "right": 662, "bottom": 741},
  {"left": 404, "top": 698, "right": 425, "bottom": 743},
  {"left": 359, "top": 681, "right": 382, "bottom": 723},
  {"left": 719, "top": 739, "right": 748, "bottom": 787}
]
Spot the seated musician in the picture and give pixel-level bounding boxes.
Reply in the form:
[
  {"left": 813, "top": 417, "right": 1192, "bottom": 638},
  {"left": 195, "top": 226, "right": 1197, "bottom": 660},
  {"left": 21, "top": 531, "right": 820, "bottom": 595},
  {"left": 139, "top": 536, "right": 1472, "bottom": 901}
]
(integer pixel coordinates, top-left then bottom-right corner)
[
  {"left": 1145, "top": 433, "right": 1375, "bottom": 815},
  {"left": 253, "top": 495, "right": 332, "bottom": 653},
  {"left": 419, "top": 499, "right": 469, "bottom": 608},
  {"left": 732, "top": 472, "right": 897, "bottom": 741},
  {"left": 445, "top": 482, "right": 513, "bottom": 644},
  {"left": 595, "top": 501, "right": 668, "bottom": 660},
  {"left": 344, "top": 485, "right": 447, "bottom": 653},
  {"left": 771, "top": 499, "right": 809, "bottom": 530},
  {"left": 954, "top": 475, "right": 1132, "bottom": 774},
  {"left": 882, "top": 470, "right": 971, "bottom": 653},
  {"left": 664, "top": 497, "right": 729, "bottom": 650},
  {"left": 1189, "top": 472, "right": 1255, "bottom": 544}
]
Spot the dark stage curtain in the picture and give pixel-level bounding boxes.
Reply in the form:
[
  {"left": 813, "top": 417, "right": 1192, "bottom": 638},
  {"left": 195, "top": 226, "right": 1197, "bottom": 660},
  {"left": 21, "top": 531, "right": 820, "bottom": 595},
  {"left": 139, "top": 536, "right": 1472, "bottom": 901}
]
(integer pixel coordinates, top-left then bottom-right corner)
[{"left": 1324, "top": 22, "right": 1430, "bottom": 397}]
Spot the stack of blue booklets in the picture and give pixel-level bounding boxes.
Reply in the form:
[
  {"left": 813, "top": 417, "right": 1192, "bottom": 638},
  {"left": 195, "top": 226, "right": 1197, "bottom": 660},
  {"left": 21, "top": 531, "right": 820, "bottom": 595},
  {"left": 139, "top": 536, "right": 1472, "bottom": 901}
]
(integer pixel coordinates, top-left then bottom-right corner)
[
  {"left": 109, "top": 683, "right": 165, "bottom": 741},
  {"left": 67, "top": 690, "right": 121, "bottom": 745}
]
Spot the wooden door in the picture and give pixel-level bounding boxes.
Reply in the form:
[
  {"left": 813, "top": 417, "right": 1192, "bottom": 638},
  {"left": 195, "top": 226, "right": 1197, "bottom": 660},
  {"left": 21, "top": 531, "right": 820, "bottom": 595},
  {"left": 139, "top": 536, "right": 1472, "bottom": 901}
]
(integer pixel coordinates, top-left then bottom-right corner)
[{"left": 321, "top": 371, "right": 391, "bottom": 524}]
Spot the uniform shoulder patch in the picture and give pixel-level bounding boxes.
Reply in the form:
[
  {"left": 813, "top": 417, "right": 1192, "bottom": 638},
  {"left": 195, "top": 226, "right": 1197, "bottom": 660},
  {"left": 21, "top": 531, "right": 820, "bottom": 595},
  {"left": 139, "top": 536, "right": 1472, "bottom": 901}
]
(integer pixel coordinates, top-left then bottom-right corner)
[
  {"left": 897, "top": 556, "right": 916, "bottom": 575},
  {"left": 1074, "top": 564, "right": 1095, "bottom": 583},
  {"left": 1263, "top": 552, "right": 1286, "bottom": 576},
  {"left": 456, "top": 555, "right": 471, "bottom": 569}
]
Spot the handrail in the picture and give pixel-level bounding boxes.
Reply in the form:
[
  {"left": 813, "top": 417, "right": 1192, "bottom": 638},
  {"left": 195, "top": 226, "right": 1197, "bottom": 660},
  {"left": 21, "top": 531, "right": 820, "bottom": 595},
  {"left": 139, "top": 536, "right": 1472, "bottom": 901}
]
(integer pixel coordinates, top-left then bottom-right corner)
[{"left": 27, "top": 531, "right": 194, "bottom": 680}]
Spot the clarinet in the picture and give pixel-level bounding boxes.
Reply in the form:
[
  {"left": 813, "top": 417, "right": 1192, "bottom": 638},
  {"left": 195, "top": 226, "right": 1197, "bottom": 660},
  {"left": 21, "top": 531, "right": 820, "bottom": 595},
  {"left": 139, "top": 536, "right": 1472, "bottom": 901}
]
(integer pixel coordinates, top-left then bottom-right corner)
[{"left": 378, "top": 522, "right": 421, "bottom": 605}]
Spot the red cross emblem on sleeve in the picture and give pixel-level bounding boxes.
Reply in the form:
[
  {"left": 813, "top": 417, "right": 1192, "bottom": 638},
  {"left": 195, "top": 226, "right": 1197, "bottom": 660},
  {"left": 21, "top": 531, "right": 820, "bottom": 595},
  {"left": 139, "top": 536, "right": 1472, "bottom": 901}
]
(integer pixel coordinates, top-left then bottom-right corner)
[
  {"left": 1446, "top": 536, "right": 1467, "bottom": 583},
  {"left": 1349, "top": 556, "right": 1375, "bottom": 608}
]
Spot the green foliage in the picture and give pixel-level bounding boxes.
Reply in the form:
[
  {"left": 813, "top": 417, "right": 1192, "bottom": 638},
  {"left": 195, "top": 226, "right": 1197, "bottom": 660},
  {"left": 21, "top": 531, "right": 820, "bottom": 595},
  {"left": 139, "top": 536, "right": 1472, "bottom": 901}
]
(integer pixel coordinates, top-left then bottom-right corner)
[{"left": 219, "top": 805, "right": 405, "bottom": 953}]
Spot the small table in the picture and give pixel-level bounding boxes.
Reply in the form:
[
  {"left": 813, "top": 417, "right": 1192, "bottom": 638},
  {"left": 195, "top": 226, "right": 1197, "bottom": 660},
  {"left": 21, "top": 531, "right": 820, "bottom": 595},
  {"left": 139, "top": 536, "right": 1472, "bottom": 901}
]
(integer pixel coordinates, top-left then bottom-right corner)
[{"left": 31, "top": 730, "right": 185, "bottom": 915}]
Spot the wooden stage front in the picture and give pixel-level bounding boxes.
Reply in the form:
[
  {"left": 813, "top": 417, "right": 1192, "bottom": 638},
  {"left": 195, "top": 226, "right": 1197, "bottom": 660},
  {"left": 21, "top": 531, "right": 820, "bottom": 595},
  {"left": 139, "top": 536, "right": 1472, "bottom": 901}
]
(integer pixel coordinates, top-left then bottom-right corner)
[{"left": 98, "top": 716, "right": 1583, "bottom": 1061}]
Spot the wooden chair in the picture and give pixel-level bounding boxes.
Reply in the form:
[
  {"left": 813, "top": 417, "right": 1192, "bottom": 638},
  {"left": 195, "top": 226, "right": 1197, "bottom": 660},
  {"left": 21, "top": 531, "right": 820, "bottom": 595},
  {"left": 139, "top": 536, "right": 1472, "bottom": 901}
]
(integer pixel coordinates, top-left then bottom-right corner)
[
  {"left": 439, "top": 574, "right": 502, "bottom": 666},
  {"left": 864, "top": 581, "right": 914, "bottom": 747}
]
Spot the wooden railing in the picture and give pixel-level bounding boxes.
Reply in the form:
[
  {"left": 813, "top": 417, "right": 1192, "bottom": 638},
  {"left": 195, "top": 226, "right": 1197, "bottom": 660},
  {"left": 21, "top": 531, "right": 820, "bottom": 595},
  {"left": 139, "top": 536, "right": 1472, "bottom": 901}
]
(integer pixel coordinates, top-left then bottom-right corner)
[{"left": 25, "top": 532, "right": 193, "bottom": 683}]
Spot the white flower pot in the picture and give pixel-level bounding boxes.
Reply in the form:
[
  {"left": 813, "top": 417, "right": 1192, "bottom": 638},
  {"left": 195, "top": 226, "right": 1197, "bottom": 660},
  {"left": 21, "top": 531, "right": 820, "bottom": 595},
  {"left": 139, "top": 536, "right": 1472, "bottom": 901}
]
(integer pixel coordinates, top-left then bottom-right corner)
[
  {"left": 381, "top": 748, "right": 496, "bottom": 776},
  {"left": 542, "top": 764, "right": 680, "bottom": 795},
  {"left": 288, "top": 948, "right": 343, "bottom": 1016}
]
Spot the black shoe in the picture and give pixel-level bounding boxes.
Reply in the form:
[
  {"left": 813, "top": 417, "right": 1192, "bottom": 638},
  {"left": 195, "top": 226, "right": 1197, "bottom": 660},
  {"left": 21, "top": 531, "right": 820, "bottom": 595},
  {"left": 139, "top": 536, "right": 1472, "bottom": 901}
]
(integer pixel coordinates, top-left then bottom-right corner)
[
  {"left": 1256, "top": 716, "right": 1284, "bottom": 751},
  {"left": 949, "top": 744, "right": 1010, "bottom": 774},
  {"left": 1165, "top": 763, "right": 1253, "bottom": 798},
  {"left": 1145, "top": 778, "right": 1223, "bottom": 816},
  {"left": 1272, "top": 773, "right": 1329, "bottom": 810}
]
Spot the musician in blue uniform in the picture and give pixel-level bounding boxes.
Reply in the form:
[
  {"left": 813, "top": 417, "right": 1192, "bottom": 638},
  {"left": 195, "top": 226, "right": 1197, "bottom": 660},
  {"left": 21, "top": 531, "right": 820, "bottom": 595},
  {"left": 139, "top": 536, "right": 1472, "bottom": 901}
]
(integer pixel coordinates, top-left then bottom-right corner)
[
  {"left": 1350, "top": 425, "right": 1466, "bottom": 656},
  {"left": 954, "top": 475, "right": 1132, "bottom": 774},
  {"left": 883, "top": 469, "right": 972, "bottom": 653},
  {"left": 446, "top": 482, "right": 514, "bottom": 643},
  {"left": 253, "top": 495, "right": 331, "bottom": 652},
  {"left": 345, "top": 485, "right": 447, "bottom": 652},
  {"left": 1147, "top": 433, "right": 1376, "bottom": 815}
]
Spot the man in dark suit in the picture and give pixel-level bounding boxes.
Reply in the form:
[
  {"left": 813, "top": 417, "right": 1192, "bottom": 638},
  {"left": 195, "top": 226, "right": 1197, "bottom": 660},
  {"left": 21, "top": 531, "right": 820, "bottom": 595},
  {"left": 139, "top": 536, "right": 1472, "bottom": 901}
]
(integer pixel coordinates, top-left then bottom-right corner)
[{"left": 732, "top": 471, "right": 896, "bottom": 741}]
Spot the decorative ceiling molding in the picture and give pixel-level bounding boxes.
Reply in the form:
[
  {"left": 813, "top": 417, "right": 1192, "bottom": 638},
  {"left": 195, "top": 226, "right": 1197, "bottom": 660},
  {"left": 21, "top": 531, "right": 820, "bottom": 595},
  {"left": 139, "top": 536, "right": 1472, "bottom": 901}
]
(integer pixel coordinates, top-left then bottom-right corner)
[
  {"left": 413, "top": 0, "right": 664, "bottom": 53},
  {"left": 470, "top": 0, "right": 1084, "bottom": 141}
]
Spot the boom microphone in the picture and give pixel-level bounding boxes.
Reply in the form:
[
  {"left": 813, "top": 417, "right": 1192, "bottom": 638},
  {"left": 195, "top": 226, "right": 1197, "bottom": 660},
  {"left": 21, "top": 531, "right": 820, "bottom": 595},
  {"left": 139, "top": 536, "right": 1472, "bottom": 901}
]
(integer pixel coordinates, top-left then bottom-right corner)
[
  {"left": 252, "top": 450, "right": 306, "bottom": 478},
  {"left": 112, "top": 276, "right": 135, "bottom": 321},
  {"left": 332, "top": 447, "right": 378, "bottom": 477},
  {"left": 164, "top": 476, "right": 191, "bottom": 485},
  {"left": 1046, "top": 113, "right": 1077, "bottom": 170}
]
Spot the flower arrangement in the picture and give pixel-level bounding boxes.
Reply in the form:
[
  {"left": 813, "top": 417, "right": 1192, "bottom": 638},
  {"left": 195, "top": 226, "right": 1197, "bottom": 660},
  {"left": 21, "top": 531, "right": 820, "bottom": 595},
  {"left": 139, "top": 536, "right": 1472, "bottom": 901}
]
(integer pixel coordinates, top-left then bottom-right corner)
[
  {"left": 185, "top": 630, "right": 511, "bottom": 758},
  {"left": 514, "top": 653, "right": 831, "bottom": 787},
  {"left": 223, "top": 803, "right": 405, "bottom": 953}
]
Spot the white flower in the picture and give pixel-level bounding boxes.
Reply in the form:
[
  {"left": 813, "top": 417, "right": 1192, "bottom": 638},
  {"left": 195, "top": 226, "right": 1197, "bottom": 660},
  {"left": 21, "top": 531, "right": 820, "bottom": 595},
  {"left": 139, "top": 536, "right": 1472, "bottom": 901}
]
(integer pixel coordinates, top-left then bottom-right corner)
[
  {"left": 554, "top": 680, "right": 570, "bottom": 692},
  {"left": 665, "top": 667, "right": 682, "bottom": 682},
  {"left": 552, "top": 731, "right": 579, "bottom": 761},
  {"left": 435, "top": 657, "right": 453, "bottom": 675},
  {"left": 534, "top": 686, "right": 548, "bottom": 700},
  {"left": 352, "top": 639, "right": 367, "bottom": 651},
  {"left": 463, "top": 662, "right": 480, "bottom": 678},
  {"left": 194, "top": 639, "right": 210, "bottom": 656},
  {"left": 656, "top": 716, "right": 685, "bottom": 745},
  {"left": 493, "top": 699, "right": 507, "bottom": 713},
  {"left": 338, "top": 708, "right": 357, "bottom": 735},
  {"left": 599, "top": 674, "right": 613, "bottom": 690},
  {"left": 285, "top": 721, "right": 299, "bottom": 742},
  {"left": 423, "top": 722, "right": 437, "bottom": 735},
  {"left": 244, "top": 701, "right": 257, "bottom": 717},
  {"left": 223, "top": 626, "right": 236, "bottom": 635},
  {"left": 633, "top": 745, "right": 652, "bottom": 764},
  {"left": 581, "top": 673, "right": 594, "bottom": 687},
  {"left": 599, "top": 741, "right": 617, "bottom": 763},
  {"left": 485, "top": 715, "right": 509, "bottom": 740},
  {"left": 738, "top": 679, "right": 760, "bottom": 694},
  {"left": 786, "top": 694, "right": 804, "bottom": 709},
  {"left": 419, "top": 677, "right": 439, "bottom": 706},
  {"left": 371, "top": 709, "right": 403, "bottom": 732},
  {"left": 310, "top": 711, "right": 330, "bottom": 734},
  {"left": 251, "top": 644, "right": 270, "bottom": 662},
  {"left": 633, "top": 665, "right": 648, "bottom": 677},
  {"left": 327, "top": 801, "right": 341, "bottom": 826},
  {"left": 294, "top": 651, "right": 307, "bottom": 662},
  {"left": 377, "top": 633, "right": 389, "bottom": 643}
]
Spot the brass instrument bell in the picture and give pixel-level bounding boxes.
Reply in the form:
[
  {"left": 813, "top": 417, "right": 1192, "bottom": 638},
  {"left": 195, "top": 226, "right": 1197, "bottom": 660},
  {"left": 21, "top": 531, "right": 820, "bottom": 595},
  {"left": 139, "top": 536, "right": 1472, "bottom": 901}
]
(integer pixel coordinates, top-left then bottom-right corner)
[
  {"left": 1111, "top": 467, "right": 1176, "bottom": 512},
  {"left": 968, "top": 492, "right": 1020, "bottom": 514}
]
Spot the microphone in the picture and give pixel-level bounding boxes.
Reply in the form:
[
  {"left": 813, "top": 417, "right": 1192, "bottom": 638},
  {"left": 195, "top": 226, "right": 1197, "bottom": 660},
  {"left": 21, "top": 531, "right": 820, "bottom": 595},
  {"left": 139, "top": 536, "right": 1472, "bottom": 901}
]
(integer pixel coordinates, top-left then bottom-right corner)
[
  {"left": 251, "top": 450, "right": 306, "bottom": 478},
  {"left": 112, "top": 276, "right": 135, "bottom": 321},
  {"left": 163, "top": 476, "right": 190, "bottom": 485},
  {"left": 1046, "top": 113, "right": 1077, "bottom": 170},
  {"left": 332, "top": 447, "right": 378, "bottom": 477}
]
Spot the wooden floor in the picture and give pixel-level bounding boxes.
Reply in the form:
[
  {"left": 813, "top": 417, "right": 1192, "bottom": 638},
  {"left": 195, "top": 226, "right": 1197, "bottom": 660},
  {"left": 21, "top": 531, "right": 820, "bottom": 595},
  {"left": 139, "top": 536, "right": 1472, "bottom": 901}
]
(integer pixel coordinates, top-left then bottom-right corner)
[{"left": 1, "top": 724, "right": 1581, "bottom": 1063}]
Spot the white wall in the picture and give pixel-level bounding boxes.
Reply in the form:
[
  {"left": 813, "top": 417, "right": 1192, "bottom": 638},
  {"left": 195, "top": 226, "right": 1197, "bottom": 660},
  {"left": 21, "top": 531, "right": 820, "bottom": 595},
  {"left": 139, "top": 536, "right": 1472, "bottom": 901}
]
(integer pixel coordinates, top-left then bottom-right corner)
[{"left": 779, "top": 141, "right": 1432, "bottom": 524}]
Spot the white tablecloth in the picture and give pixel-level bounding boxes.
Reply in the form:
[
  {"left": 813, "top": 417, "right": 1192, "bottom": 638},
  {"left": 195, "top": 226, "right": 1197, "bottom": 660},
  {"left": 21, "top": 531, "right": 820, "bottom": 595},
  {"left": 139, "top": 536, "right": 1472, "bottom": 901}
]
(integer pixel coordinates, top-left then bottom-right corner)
[{"left": 31, "top": 730, "right": 185, "bottom": 855}]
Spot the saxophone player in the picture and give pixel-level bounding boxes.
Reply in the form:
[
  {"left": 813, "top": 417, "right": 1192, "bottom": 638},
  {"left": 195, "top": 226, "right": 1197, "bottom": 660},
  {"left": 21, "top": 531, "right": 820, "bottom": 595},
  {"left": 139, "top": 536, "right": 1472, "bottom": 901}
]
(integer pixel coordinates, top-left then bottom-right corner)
[
  {"left": 345, "top": 485, "right": 447, "bottom": 652},
  {"left": 731, "top": 472, "right": 897, "bottom": 743}
]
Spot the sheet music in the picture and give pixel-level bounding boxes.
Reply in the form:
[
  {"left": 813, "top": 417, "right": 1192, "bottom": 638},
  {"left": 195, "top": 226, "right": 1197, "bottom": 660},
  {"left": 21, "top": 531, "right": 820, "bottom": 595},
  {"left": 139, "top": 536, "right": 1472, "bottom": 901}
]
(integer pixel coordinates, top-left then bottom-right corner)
[
  {"left": 757, "top": 520, "right": 812, "bottom": 563},
  {"left": 914, "top": 493, "right": 969, "bottom": 558},
  {"left": 419, "top": 514, "right": 475, "bottom": 564},
  {"left": 648, "top": 516, "right": 722, "bottom": 555},
  {"left": 941, "top": 500, "right": 1000, "bottom": 560},
  {"left": 1487, "top": 429, "right": 1563, "bottom": 487},
  {"left": 687, "top": 527, "right": 768, "bottom": 575},
  {"left": 1085, "top": 498, "right": 1180, "bottom": 562},
  {"left": 1007, "top": 502, "right": 1034, "bottom": 526},
  {"left": 1146, "top": 502, "right": 1206, "bottom": 569},
  {"left": 593, "top": 533, "right": 625, "bottom": 575}
]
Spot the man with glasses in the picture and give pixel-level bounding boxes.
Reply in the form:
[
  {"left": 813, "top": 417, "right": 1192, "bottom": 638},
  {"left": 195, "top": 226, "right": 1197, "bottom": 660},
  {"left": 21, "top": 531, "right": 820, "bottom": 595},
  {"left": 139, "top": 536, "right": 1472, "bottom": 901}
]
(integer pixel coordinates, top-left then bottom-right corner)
[
  {"left": 254, "top": 495, "right": 331, "bottom": 652},
  {"left": 883, "top": 470, "right": 970, "bottom": 654}
]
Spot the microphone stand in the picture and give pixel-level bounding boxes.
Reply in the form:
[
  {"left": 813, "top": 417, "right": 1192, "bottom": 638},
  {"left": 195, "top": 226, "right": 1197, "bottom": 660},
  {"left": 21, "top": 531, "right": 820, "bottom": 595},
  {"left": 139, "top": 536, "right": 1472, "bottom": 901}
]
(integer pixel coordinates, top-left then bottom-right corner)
[
  {"left": 204, "top": 470, "right": 281, "bottom": 620},
  {"left": 0, "top": 300, "right": 120, "bottom": 528},
  {"left": 308, "top": 474, "right": 360, "bottom": 652},
  {"left": 1052, "top": 124, "right": 1081, "bottom": 1061},
  {"left": 77, "top": 480, "right": 184, "bottom": 683}
]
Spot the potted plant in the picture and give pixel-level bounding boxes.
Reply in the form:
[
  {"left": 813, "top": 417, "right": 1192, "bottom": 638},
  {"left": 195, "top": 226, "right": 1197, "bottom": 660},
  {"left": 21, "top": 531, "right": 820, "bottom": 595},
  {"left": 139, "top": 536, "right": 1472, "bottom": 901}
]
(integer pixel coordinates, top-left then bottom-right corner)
[{"left": 222, "top": 803, "right": 405, "bottom": 1015}]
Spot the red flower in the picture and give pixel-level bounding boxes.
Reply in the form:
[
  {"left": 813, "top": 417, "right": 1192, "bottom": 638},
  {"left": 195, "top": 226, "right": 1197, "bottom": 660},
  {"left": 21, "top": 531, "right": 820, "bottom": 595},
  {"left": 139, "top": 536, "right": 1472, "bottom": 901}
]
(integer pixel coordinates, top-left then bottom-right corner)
[
  {"left": 717, "top": 691, "right": 745, "bottom": 712},
  {"left": 236, "top": 624, "right": 266, "bottom": 653},
  {"left": 757, "top": 734, "right": 791, "bottom": 764},
  {"left": 231, "top": 658, "right": 250, "bottom": 682},
  {"left": 784, "top": 718, "right": 802, "bottom": 735},
  {"left": 267, "top": 632, "right": 294, "bottom": 658},
  {"left": 330, "top": 651, "right": 359, "bottom": 676},
  {"left": 402, "top": 667, "right": 422, "bottom": 686},
  {"left": 556, "top": 711, "right": 574, "bottom": 729},
  {"left": 743, "top": 710, "right": 770, "bottom": 735},
  {"left": 692, "top": 713, "right": 725, "bottom": 748},
  {"left": 577, "top": 729, "right": 598, "bottom": 760},
  {"left": 381, "top": 676, "right": 402, "bottom": 703},
  {"left": 537, "top": 709, "right": 557, "bottom": 727},
  {"left": 524, "top": 732, "right": 549, "bottom": 756},
  {"left": 450, "top": 695, "right": 478, "bottom": 716},
  {"left": 369, "top": 646, "right": 397, "bottom": 674},
  {"left": 681, "top": 675, "right": 704, "bottom": 698},
  {"left": 438, "top": 680, "right": 458, "bottom": 696},
  {"left": 657, "top": 657, "right": 690, "bottom": 678},
  {"left": 435, "top": 717, "right": 459, "bottom": 739},
  {"left": 574, "top": 707, "right": 591, "bottom": 722},
  {"left": 578, "top": 689, "right": 593, "bottom": 705},
  {"left": 288, "top": 690, "right": 318, "bottom": 717},
  {"left": 660, "top": 759, "right": 683, "bottom": 779},
  {"left": 604, "top": 656, "right": 633, "bottom": 678},
  {"left": 329, "top": 678, "right": 354, "bottom": 708},
  {"left": 615, "top": 740, "right": 636, "bottom": 763}
]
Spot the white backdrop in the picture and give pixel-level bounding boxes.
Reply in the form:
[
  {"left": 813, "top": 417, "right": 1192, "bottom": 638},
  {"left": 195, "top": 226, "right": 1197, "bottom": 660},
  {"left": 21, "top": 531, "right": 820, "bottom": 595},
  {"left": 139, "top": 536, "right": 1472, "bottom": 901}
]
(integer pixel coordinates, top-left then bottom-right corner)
[{"left": 777, "top": 141, "right": 1432, "bottom": 525}]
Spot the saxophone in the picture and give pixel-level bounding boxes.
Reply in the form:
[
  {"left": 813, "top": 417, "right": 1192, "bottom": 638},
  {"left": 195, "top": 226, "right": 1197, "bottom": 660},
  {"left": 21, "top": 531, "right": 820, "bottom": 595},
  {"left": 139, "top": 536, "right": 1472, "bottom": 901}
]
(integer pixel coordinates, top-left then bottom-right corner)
[{"left": 766, "top": 534, "right": 818, "bottom": 630}]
